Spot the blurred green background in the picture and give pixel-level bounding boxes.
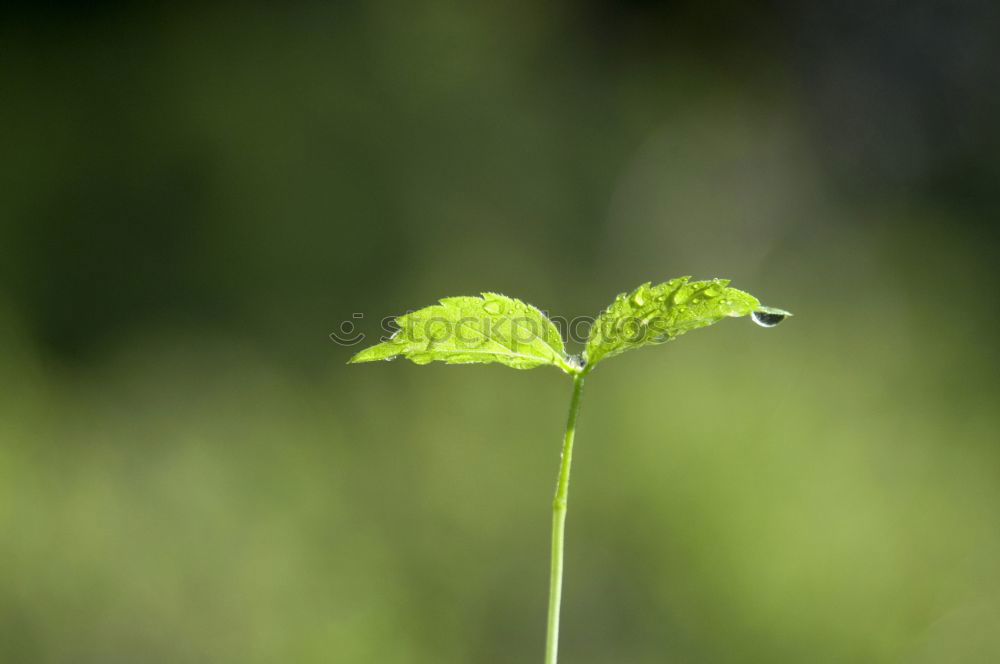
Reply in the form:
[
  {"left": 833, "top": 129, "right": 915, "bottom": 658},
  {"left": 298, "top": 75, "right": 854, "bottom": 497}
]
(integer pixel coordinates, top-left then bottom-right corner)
[{"left": 2, "top": 1, "right": 999, "bottom": 662}]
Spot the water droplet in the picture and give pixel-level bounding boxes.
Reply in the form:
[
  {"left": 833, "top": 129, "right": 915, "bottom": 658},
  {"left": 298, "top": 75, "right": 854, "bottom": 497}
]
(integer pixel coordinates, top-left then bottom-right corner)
[
  {"left": 751, "top": 310, "right": 787, "bottom": 328},
  {"left": 672, "top": 289, "right": 690, "bottom": 305},
  {"left": 483, "top": 300, "right": 505, "bottom": 315},
  {"left": 631, "top": 292, "right": 646, "bottom": 307}
]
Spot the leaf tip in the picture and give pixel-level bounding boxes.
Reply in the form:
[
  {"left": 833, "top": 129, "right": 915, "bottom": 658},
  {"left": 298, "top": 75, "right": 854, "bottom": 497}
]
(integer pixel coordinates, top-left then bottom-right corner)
[
  {"left": 346, "top": 350, "right": 369, "bottom": 364},
  {"left": 348, "top": 342, "right": 402, "bottom": 364}
]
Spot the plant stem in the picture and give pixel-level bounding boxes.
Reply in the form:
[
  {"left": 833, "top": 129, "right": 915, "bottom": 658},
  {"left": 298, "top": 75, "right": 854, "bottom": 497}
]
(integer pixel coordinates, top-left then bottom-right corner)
[{"left": 545, "top": 373, "right": 585, "bottom": 664}]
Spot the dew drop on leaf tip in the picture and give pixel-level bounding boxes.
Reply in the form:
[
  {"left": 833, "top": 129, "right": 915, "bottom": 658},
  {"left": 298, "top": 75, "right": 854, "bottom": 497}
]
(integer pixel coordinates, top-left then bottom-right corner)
[{"left": 751, "top": 309, "right": 788, "bottom": 328}]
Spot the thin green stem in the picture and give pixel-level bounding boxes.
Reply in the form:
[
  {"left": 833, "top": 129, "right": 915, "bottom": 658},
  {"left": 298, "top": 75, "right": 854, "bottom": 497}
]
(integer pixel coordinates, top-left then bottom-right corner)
[{"left": 545, "top": 373, "right": 585, "bottom": 664}]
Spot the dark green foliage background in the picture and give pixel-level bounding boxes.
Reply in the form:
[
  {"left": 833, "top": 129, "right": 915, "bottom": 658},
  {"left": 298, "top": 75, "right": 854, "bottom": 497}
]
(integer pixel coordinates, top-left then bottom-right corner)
[{"left": 2, "top": 1, "right": 998, "bottom": 662}]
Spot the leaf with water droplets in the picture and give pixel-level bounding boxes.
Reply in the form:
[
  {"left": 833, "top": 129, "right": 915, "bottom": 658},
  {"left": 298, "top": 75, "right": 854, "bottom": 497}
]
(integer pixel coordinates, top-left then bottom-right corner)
[
  {"left": 349, "top": 293, "right": 574, "bottom": 373},
  {"left": 584, "top": 277, "right": 790, "bottom": 369}
]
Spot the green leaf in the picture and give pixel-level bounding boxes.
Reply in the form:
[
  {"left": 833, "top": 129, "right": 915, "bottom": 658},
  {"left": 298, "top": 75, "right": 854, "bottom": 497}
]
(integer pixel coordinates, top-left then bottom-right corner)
[
  {"left": 584, "top": 277, "right": 790, "bottom": 368},
  {"left": 349, "top": 293, "right": 575, "bottom": 373}
]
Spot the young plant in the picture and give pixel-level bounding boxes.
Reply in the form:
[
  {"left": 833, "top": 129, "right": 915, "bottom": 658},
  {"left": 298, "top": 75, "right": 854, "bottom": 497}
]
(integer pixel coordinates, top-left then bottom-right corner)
[{"left": 350, "top": 276, "right": 790, "bottom": 663}]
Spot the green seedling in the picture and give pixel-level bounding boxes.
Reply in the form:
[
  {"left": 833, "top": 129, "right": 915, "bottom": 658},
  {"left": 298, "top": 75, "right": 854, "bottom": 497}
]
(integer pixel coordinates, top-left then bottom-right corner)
[{"left": 350, "top": 276, "right": 791, "bottom": 663}]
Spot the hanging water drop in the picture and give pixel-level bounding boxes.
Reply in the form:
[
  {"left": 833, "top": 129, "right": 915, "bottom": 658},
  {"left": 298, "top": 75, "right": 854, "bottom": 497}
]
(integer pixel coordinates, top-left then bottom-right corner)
[{"left": 751, "top": 306, "right": 791, "bottom": 328}]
